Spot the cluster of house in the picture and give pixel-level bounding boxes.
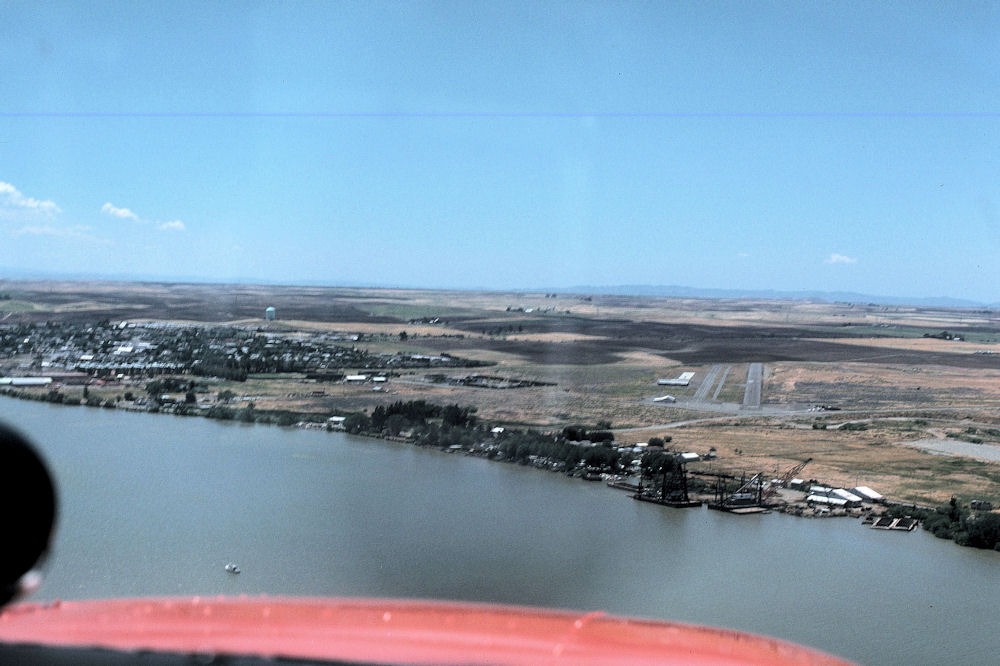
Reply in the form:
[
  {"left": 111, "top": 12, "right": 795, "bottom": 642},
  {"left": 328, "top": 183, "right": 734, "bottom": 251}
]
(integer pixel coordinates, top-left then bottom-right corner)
[{"left": 2, "top": 320, "right": 479, "bottom": 381}]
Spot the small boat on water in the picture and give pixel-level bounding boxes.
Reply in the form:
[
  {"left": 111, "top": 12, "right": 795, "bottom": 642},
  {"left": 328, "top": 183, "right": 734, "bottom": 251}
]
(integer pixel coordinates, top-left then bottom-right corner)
[{"left": 225, "top": 563, "right": 241, "bottom": 574}]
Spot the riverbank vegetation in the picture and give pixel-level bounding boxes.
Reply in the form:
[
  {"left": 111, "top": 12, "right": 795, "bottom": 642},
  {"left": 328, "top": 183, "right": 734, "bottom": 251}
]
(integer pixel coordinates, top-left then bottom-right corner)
[{"left": 885, "top": 498, "right": 1000, "bottom": 551}]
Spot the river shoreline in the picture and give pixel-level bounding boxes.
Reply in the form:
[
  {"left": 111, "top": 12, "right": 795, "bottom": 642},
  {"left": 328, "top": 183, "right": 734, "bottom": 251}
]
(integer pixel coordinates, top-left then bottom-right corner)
[{"left": 0, "top": 388, "right": 969, "bottom": 551}]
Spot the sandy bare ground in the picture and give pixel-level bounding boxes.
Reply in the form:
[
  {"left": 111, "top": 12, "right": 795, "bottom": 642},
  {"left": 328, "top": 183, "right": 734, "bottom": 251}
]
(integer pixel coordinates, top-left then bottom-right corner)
[
  {"left": 812, "top": 337, "right": 1000, "bottom": 354},
  {"left": 768, "top": 362, "right": 1000, "bottom": 409},
  {"left": 902, "top": 438, "right": 1000, "bottom": 462},
  {"left": 669, "top": 420, "right": 1000, "bottom": 506},
  {"left": 501, "top": 332, "right": 608, "bottom": 343}
]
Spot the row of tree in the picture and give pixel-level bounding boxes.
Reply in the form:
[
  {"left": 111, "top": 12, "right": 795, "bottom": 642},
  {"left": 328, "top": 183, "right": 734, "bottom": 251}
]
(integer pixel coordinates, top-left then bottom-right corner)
[
  {"left": 344, "top": 401, "right": 479, "bottom": 436},
  {"left": 336, "top": 401, "right": 642, "bottom": 474}
]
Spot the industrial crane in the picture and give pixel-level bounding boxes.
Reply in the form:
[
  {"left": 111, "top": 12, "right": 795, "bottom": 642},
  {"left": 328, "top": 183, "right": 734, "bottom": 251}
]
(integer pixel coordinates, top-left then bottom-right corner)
[
  {"left": 712, "top": 458, "right": 813, "bottom": 510},
  {"left": 763, "top": 458, "right": 812, "bottom": 499}
]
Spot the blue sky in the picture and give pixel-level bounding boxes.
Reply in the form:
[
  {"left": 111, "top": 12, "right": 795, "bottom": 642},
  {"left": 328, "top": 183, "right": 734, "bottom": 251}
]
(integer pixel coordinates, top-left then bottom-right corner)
[{"left": 1, "top": 1, "right": 998, "bottom": 301}]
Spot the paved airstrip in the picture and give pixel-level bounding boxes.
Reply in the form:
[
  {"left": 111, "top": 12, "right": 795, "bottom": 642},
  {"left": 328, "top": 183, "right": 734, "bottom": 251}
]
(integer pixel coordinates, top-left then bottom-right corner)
[{"left": 742, "top": 362, "right": 763, "bottom": 409}]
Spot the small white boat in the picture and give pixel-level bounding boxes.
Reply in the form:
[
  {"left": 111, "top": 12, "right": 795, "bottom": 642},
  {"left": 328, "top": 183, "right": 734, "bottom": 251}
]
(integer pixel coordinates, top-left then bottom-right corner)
[{"left": 225, "top": 562, "right": 241, "bottom": 574}]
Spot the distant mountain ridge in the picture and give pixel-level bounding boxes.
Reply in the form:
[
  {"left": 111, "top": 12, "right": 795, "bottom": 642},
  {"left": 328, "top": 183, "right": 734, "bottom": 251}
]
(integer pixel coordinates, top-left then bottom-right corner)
[{"left": 548, "top": 285, "right": 996, "bottom": 309}]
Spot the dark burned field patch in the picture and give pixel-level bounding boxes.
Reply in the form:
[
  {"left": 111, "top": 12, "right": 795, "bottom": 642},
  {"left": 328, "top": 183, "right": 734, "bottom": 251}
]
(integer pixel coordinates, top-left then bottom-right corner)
[
  {"left": 434, "top": 318, "right": 1000, "bottom": 370},
  {"left": 422, "top": 337, "right": 622, "bottom": 365},
  {"left": 12, "top": 284, "right": 400, "bottom": 324},
  {"left": 789, "top": 381, "right": 964, "bottom": 408}
]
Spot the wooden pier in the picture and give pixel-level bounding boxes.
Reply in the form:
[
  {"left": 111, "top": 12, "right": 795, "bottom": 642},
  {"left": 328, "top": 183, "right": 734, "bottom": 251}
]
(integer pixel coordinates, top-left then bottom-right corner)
[
  {"left": 633, "top": 493, "right": 702, "bottom": 509},
  {"left": 871, "top": 516, "right": 918, "bottom": 531},
  {"left": 707, "top": 503, "right": 770, "bottom": 514}
]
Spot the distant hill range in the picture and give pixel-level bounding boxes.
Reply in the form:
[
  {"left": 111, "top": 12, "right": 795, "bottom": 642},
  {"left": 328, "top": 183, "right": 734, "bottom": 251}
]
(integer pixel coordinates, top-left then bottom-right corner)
[
  {"left": 1, "top": 267, "right": 995, "bottom": 310},
  {"left": 549, "top": 285, "right": 996, "bottom": 310}
]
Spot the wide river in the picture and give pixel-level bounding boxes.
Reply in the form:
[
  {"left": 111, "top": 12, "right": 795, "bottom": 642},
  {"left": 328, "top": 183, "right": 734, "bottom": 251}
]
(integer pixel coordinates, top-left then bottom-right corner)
[{"left": 2, "top": 397, "right": 998, "bottom": 665}]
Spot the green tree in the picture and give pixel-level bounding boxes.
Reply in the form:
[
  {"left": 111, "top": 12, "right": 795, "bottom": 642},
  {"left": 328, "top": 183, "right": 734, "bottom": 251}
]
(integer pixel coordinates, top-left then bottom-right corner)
[
  {"left": 964, "top": 513, "right": 1000, "bottom": 550},
  {"left": 218, "top": 389, "right": 236, "bottom": 403},
  {"left": 207, "top": 405, "right": 235, "bottom": 420},
  {"left": 343, "top": 413, "right": 370, "bottom": 434},
  {"left": 385, "top": 413, "right": 407, "bottom": 436},
  {"left": 948, "top": 496, "right": 962, "bottom": 522},
  {"left": 442, "top": 404, "right": 477, "bottom": 427}
]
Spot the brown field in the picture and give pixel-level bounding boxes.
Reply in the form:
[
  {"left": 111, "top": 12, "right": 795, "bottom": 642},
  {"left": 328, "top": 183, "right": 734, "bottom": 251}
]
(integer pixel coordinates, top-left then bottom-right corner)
[
  {"left": 671, "top": 419, "right": 1000, "bottom": 507},
  {"left": 811, "top": 336, "right": 996, "bottom": 354},
  {"left": 4, "top": 279, "right": 1000, "bottom": 505}
]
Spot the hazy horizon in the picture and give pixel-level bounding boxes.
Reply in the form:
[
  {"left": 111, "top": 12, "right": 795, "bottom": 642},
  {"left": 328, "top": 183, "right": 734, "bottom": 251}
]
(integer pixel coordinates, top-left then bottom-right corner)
[{"left": 1, "top": 267, "right": 993, "bottom": 309}]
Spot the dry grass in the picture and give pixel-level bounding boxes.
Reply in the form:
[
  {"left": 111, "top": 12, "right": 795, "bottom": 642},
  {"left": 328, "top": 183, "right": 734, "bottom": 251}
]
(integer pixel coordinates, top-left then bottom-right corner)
[
  {"left": 502, "top": 332, "right": 607, "bottom": 343},
  {"left": 672, "top": 420, "right": 1000, "bottom": 506},
  {"left": 811, "top": 337, "right": 1000, "bottom": 354},
  {"left": 769, "top": 362, "right": 1000, "bottom": 409}
]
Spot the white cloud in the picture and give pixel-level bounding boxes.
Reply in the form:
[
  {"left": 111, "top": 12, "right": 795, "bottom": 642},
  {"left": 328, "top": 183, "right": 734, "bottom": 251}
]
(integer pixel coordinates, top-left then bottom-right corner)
[
  {"left": 13, "top": 224, "right": 110, "bottom": 244},
  {"left": 0, "top": 181, "right": 62, "bottom": 216},
  {"left": 100, "top": 202, "right": 185, "bottom": 231},
  {"left": 737, "top": 252, "right": 750, "bottom": 258},
  {"left": 14, "top": 224, "right": 62, "bottom": 236},
  {"left": 824, "top": 253, "right": 857, "bottom": 265},
  {"left": 101, "top": 202, "right": 139, "bottom": 221}
]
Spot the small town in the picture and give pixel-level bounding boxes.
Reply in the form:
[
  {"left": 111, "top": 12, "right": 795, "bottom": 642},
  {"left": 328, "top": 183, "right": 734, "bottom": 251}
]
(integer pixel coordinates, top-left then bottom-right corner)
[{"left": 0, "top": 317, "right": 489, "bottom": 384}]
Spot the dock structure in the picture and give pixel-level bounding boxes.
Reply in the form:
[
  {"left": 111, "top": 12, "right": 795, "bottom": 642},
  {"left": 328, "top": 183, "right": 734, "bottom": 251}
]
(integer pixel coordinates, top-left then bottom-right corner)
[
  {"left": 607, "top": 480, "right": 640, "bottom": 492},
  {"left": 871, "top": 516, "right": 918, "bottom": 531},
  {"left": 707, "top": 472, "right": 771, "bottom": 514},
  {"left": 632, "top": 454, "right": 702, "bottom": 508},
  {"left": 633, "top": 493, "right": 702, "bottom": 509}
]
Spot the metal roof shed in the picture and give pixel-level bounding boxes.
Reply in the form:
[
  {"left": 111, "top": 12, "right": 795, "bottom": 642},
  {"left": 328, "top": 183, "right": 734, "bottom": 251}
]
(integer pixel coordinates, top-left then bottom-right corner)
[
  {"left": 832, "top": 489, "right": 864, "bottom": 503},
  {"left": 806, "top": 494, "right": 847, "bottom": 506},
  {"left": 851, "top": 486, "right": 884, "bottom": 502}
]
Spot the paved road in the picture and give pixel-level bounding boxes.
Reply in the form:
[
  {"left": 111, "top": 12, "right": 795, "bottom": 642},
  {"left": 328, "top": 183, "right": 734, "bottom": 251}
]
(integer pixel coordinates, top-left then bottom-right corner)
[
  {"left": 712, "top": 365, "right": 732, "bottom": 400},
  {"left": 624, "top": 404, "right": 1000, "bottom": 433},
  {"left": 742, "top": 362, "right": 763, "bottom": 409},
  {"left": 693, "top": 364, "right": 724, "bottom": 400}
]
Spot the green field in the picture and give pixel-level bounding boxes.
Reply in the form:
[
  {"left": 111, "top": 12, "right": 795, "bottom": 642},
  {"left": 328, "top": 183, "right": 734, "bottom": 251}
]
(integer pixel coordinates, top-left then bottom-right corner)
[{"left": 0, "top": 300, "right": 37, "bottom": 313}]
